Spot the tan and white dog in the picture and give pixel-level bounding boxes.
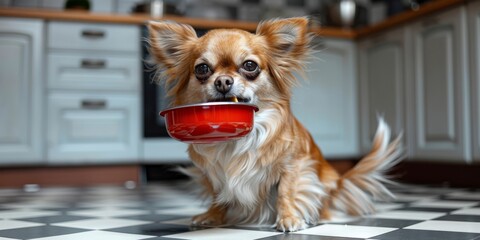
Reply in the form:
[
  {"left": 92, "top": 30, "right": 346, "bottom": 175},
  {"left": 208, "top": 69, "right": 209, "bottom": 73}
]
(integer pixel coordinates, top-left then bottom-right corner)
[{"left": 148, "top": 17, "right": 402, "bottom": 232}]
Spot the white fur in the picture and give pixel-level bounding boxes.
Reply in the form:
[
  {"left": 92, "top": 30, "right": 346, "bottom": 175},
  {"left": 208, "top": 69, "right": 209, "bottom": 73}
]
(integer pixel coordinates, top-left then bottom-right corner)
[
  {"left": 188, "top": 108, "right": 328, "bottom": 225},
  {"left": 192, "top": 109, "right": 281, "bottom": 206}
]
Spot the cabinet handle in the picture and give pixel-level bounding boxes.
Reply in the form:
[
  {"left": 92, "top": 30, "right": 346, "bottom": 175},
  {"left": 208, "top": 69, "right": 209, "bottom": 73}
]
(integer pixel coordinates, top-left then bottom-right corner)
[
  {"left": 81, "top": 59, "right": 106, "bottom": 69},
  {"left": 81, "top": 30, "right": 105, "bottom": 38},
  {"left": 81, "top": 100, "right": 107, "bottom": 109}
]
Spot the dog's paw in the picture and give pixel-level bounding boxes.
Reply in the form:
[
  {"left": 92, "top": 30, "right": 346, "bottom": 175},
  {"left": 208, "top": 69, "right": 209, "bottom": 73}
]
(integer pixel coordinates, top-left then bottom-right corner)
[
  {"left": 276, "top": 216, "right": 307, "bottom": 232},
  {"left": 191, "top": 212, "right": 224, "bottom": 227}
]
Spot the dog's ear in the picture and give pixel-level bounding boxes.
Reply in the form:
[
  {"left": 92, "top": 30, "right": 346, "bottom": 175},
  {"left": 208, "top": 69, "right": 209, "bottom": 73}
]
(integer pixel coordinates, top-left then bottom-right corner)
[
  {"left": 256, "top": 17, "right": 311, "bottom": 95},
  {"left": 148, "top": 21, "right": 197, "bottom": 100},
  {"left": 256, "top": 17, "right": 310, "bottom": 61},
  {"left": 148, "top": 21, "right": 197, "bottom": 68}
]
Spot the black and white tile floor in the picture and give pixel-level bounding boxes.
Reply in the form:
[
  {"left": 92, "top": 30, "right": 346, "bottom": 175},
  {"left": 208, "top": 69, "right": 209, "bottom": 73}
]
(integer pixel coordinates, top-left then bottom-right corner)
[{"left": 1, "top": 181, "right": 480, "bottom": 240}]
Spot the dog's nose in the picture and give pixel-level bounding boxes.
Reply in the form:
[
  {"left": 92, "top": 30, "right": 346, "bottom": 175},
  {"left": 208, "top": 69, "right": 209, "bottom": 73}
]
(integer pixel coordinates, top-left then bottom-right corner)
[{"left": 214, "top": 75, "right": 234, "bottom": 94}]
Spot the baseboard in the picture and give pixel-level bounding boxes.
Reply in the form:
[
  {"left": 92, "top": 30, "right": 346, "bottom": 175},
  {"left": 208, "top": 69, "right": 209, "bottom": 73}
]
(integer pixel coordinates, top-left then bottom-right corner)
[
  {"left": 0, "top": 165, "right": 141, "bottom": 188},
  {"left": 390, "top": 161, "right": 480, "bottom": 188}
]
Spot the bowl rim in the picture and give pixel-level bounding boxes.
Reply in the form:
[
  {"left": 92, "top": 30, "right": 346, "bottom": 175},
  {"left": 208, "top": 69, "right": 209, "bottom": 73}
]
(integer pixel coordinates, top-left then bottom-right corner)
[{"left": 159, "top": 102, "right": 259, "bottom": 117}]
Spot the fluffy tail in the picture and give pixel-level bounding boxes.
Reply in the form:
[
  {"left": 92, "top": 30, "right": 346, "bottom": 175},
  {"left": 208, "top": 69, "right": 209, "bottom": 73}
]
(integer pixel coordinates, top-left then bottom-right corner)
[{"left": 331, "top": 117, "right": 403, "bottom": 215}]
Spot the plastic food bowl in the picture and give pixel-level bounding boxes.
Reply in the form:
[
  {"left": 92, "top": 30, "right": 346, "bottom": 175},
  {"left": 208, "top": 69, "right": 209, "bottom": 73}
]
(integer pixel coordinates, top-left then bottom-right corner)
[{"left": 160, "top": 102, "right": 259, "bottom": 143}]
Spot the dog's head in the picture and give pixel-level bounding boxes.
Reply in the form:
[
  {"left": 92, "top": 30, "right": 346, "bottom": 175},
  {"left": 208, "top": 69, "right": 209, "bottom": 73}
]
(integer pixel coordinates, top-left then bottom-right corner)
[{"left": 148, "top": 17, "right": 311, "bottom": 109}]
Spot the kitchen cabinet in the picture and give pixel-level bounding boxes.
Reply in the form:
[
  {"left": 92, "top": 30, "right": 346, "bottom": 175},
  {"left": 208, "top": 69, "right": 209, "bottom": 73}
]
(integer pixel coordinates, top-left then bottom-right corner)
[
  {"left": 47, "top": 93, "right": 140, "bottom": 163},
  {"left": 358, "top": 28, "right": 406, "bottom": 154},
  {"left": 292, "top": 38, "right": 359, "bottom": 157},
  {"left": 406, "top": 7, "right": 471, "bottom": 162},
  {"left": 46, "top": 21, "right": 141, "bottom": 163},
  {"left": 0, "top": 18, "right": 44, "bottom": 164},
  {"left": 469, "top": 1, "right": 480, "bottom": 162}
]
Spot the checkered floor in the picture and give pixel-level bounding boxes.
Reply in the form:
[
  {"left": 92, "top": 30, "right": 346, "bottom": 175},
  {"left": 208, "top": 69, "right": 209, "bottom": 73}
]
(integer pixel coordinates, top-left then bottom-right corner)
[{"left": 1, "top": 181, "right": 480, "bottom": 240}]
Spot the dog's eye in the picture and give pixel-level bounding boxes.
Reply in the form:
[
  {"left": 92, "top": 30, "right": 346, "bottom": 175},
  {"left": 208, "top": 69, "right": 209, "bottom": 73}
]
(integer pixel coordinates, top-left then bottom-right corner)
[
  {"left": 242, "top": 61, "right": 258, "bottom": 72},
  {"left": 194, "top": 63, "right": 212, "bottom": 82},
  {"left": 240, "top": 60, "right": 260, "bottom": 80}
]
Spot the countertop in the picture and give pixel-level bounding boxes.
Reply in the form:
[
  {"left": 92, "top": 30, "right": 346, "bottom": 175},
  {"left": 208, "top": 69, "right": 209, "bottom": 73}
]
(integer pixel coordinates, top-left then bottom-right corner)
[{"left": 0, "top": 0, "right": 470, "bottom": 39}]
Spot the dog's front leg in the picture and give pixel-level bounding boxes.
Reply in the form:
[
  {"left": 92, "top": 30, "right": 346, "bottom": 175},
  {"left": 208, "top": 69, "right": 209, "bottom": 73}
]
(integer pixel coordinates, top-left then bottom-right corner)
[
  {"left": 275, "top": 166, "right": 309, "bottom": 232},
  {"left": 192, "top": 201, "right": 227, "bottom": 226},
  {"left": 191, "top": 175, "right": 227, "bottom": 227}
]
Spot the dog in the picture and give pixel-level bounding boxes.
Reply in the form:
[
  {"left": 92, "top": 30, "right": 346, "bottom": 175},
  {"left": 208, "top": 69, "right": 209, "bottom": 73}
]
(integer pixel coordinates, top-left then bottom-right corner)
[{"left": 147, "top": 17, "right": 402, "bottom": 232}]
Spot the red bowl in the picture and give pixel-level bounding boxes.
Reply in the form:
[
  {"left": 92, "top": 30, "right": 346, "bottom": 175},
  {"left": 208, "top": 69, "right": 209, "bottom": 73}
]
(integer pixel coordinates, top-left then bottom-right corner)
[{"left": 159, "top": 102, "right": 259, "bottom": 143}]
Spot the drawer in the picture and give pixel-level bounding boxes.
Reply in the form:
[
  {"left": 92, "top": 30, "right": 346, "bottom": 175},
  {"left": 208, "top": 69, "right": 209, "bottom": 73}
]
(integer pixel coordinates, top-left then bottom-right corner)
[
  {"left": 47, "top": 52, "right": 140, "bottom": 91},
  {"left": 47, "top": 93, "right": 140, "bottom": 163},
  {"left": 48, "top": 22, "right": 140, "bottom": 52}
]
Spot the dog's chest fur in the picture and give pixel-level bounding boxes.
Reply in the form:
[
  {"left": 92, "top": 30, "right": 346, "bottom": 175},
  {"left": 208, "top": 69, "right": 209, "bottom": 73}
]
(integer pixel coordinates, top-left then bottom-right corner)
[{"left": 192, "top": 109, "right": 282, "bottom": 210}]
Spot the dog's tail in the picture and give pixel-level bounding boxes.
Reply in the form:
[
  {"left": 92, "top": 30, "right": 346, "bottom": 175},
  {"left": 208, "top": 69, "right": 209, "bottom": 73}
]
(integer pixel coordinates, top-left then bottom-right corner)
[{"left": 331, "top": 117, "right": 403, "bottom": 215}]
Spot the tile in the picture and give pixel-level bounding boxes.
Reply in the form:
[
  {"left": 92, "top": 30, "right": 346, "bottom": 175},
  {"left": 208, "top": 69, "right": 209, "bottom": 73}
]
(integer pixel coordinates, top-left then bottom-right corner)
[
  {"left": 451, "top": 207, "right": 480, "bottom": 215},
  {"left": 164, "top": 228, "right": 282, "bottom": 240},
  {"left": 0, "top": 209, "right": 60, "bottom": 219},
  {"left": 405, "top": 220, "right": 480, "bottom": 233},
  {"left": 397, "top": 206, "right": 458, "bottom": 213},
  {"left": 68, "top": 208, "right": 150, "bottom": 218},
  {"left": 0, "top": 226, "right": 86, "bottom": 239},
  {"left": 367, "top": 210, "right": 446, "bottom": 220},
  {"left": 155, "top": 207, "right": 207, "bottom": 216},
  {"left": 29, "top": 230, "right": 154, "bottom": 240},
  {"left": 77, "top": 201, "right": 145, "bottom": 208},
  {"left": 120, "top": 214, "right": 187, "bottom": 223},
  {"left": 345, "top": 218, "right": 422, "bottom": 228},
  {"left": 160, "top": 218, "right": 192, "bottom": 226},
  {"left": 17, "top": 215, "right": 94, "bottom": 224},
  {"left": 259, "top": 235, "right": 363, "bottom": 240},
  {"left": 434, "top": 214, "right": 480, "bottom": 222},
  {"left": 52, "top": 218, "right": 153, "bottom": 230},
  {"left": 153, "top": 198, "right": 205, "bottom": 208},
  {"left": 293, "top": 224, "right": 397, "bottom": 239},
  {"left": 374, "top": 229, "right": 480, "bottom": 240},
  {"left": 1, "top": 201, "right": 70, "bottom": 209},
  {"left": 106, "top": 223, "right": 194, "bottom": 236},
  {"left": 410, "top": 200, "right": 479, "bottom": 209},
  {"left": 0, "top": 220, "right": 43, "bottom": 230},
  {"left": 374, "top": 203, "right": 405, "bottom": 212}
]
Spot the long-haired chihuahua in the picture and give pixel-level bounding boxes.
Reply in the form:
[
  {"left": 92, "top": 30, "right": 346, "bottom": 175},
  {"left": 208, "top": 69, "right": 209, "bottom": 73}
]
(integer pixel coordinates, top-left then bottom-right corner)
[{"left": 148, "top": 17, "right": 402, "bottom": 232}]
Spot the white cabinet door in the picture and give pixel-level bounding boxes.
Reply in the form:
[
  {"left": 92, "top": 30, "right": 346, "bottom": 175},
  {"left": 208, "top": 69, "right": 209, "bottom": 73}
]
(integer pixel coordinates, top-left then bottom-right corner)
[
  {"left": 292, "top": 39, "right": 359, "bottom": 157},
  {"left": 47, "top": 93, "right": 140, "bottom": 163},
  {"left": 0, "top": 18, "right": 44, "bottom": 164},
  {"left": 469, "top": 1, "right": 480, "bottom": 162},
  {"left": 407, "top": 7, "right": 471, "bottom": 162},
  {"left": 358, "top": 28, "right": 406, "bottom": 154}
]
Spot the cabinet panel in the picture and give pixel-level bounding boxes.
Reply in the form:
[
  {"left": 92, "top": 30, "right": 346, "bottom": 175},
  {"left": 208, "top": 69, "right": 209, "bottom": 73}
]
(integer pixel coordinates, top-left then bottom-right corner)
[
  {"left": 47, "top": 93, "right": 140, "bottom": 163},
  {"left": 469, "top": 1, "right": 480, "bottom": 162},
  {"left": 359, "top": 29, "right": 405, "bottom": 153},
  {"left": 421, "top": 27, "right": 455, "bottom": 142},
  {"left": 408, "top": 7, "right": 471, "bottom": 162},
  {"left": 47, "top": 22, "right": 139, "bottom": 52},
  {"left": 0, "top": 18, "right": 44, "bottom": 164},
  {"left": 48, "top": 52, "right": 140, "bottom": 91},
  {"left": 292, "top": 39, "right": 358, "bottom": 157}
]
